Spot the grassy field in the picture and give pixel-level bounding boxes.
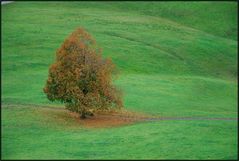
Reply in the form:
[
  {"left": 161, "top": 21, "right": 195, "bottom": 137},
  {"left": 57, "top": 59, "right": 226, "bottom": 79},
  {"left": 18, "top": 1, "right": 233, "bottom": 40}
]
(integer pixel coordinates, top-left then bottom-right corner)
[{"left": 2, "top": 1, "right": 238, "bottom": 159}]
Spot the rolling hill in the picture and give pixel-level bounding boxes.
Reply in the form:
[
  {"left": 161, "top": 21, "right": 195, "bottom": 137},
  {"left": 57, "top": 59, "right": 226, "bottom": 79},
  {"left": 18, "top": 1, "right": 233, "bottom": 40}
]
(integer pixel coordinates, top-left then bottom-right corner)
[{"left": 2, "top": 1, "right": 237, "bottom": 159}]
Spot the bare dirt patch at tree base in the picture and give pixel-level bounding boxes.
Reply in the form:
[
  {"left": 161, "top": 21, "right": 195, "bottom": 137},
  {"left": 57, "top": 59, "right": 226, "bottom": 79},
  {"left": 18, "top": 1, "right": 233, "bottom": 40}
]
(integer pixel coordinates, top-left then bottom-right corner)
[{"left": 67, "top": 109, "right": 152, "bottom": 128}]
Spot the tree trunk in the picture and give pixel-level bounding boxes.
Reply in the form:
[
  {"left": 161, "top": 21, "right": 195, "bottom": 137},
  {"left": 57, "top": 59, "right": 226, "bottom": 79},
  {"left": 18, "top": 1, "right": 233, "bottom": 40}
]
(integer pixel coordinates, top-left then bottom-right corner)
[
  {"left": 80, "top": 108, "right": 86, "bottom": 119},
  {"left": 80, "top": 111, "right": 86, "bottom": 119}
]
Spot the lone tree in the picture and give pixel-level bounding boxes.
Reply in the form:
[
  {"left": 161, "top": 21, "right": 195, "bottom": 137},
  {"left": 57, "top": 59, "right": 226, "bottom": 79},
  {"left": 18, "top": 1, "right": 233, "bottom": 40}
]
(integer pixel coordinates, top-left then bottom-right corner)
[{"left": 43, "top": 28, "right": 123, "bottom": 119}]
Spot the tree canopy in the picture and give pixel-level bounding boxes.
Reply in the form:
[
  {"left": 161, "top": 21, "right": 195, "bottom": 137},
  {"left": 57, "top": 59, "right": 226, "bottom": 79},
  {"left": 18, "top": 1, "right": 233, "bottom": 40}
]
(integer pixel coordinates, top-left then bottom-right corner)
[{"left": 43, "top": 28, "right": 123, "bottom": 118}]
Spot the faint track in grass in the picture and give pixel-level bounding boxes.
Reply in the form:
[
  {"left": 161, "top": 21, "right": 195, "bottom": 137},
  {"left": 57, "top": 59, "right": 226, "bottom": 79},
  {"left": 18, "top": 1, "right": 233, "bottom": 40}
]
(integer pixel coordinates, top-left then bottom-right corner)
[
  {"left": 103, "top": 31, "right": 185, "bottom": 61},
  {"left": 2, "top": 103, "right": 237, "bottom": 122},
  {"left": 2, "top": 102, "right": 64, "bottom": 110}
]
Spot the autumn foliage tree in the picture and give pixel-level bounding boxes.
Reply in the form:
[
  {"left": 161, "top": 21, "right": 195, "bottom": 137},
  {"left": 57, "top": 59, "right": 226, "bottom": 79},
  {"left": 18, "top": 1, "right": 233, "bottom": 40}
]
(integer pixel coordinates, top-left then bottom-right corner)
[{"left": 43, "top": 28, "right": 123, "bottom": 119}]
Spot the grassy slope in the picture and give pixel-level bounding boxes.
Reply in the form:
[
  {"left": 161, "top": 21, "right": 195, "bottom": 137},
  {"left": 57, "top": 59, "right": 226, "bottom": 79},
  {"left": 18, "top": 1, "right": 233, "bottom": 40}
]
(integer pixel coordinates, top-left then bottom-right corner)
[{"left": 2, "top": 1, "right": 238, "bottom": 159}]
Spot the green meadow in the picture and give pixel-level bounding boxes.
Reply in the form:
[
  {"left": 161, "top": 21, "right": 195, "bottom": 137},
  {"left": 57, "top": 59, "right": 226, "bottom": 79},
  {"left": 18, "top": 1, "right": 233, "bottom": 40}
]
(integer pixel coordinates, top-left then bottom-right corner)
[{"left": 2, "top": 1, "right": 238, "bottom": 159}]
